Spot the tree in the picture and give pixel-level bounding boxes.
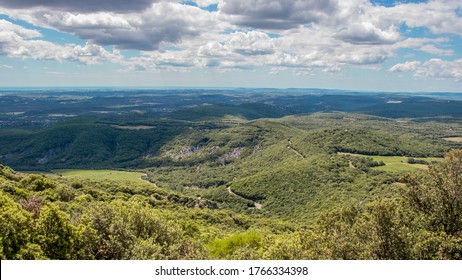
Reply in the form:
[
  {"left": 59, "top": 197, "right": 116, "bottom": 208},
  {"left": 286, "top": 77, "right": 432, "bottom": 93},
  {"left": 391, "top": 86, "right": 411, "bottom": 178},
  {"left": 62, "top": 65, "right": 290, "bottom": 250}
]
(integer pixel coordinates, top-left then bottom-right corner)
[
  {"left": 0, "top": 191, "right": 33, "bottom": 259},
  {"left": 405, "top": 150, "right": 462, "bottom": 235},
  {"left": 34, "top": 204, "right": 78, "bottom": 259}
]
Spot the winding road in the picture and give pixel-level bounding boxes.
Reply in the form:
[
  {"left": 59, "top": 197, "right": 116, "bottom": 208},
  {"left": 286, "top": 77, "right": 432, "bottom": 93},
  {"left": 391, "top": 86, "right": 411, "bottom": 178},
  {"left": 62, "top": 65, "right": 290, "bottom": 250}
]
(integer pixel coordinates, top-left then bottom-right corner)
[{"left": 227, "top": 186, "right": 262, "bottom": 209}]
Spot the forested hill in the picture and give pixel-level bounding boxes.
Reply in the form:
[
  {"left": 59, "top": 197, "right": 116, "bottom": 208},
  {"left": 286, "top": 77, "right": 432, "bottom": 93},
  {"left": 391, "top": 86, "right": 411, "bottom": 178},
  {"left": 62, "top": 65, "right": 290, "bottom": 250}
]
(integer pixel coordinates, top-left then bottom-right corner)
[
  {"left": 1, "top": 112, "right": 460, "bottom": 170},
  {"left": 1, "top": 89, "right": 462, "bottom": 259},
  {"left": 1, "top": 110, "right": 461, "bottom": 220},
  {"left": 1, "top": 150, "right": 461, "bottom": 259}
]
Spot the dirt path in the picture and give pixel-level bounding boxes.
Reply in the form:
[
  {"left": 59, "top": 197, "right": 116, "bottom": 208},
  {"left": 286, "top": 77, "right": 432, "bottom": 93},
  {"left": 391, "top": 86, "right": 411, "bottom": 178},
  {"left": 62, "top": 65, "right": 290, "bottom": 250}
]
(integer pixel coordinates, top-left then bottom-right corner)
[
  {"left": 139, "top": 173, "right": 158, "bottom": 186},
  {"left": 227, "top": 186, "right": 262, "bottom": 209},
  {"left": 288, "top": 140, "right": 305, "bottom": 159}
]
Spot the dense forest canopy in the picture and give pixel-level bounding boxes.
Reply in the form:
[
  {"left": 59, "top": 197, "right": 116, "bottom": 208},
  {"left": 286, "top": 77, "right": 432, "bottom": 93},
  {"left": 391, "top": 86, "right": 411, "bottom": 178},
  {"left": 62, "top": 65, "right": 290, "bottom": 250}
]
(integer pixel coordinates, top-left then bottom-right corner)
[{"left": 0, "top": 149, "right": 461, "bottom": 259}]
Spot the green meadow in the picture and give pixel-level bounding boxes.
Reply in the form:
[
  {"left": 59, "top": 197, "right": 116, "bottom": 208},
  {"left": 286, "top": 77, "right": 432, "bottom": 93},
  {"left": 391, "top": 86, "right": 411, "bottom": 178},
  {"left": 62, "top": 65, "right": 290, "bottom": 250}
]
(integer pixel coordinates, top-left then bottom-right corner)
[
  {"left": 52, "top": 169, "right": 149, "bottom": 183},
  {"left": 371, "top": 155, "right": 443, "bottom": 172},
  {"left": 444, "top": 137, "right": 462, "bottom": 143},
  {"left": 339, "top": 153, "right": 444, "bottom": 172}
]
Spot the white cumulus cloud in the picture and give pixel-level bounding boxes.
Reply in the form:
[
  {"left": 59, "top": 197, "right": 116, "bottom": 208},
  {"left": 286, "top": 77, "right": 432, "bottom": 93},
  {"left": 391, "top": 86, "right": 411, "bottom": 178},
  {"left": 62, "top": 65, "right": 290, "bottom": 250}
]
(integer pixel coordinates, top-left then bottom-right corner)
[
  {"left": 390, "top": 58, "right": 462, "bottom": 81},
  {"left": 0, "top": 19, "right": 122, "bottom": 63},
  {"left": 0, "top": 0, "right": 460, "bottom": 81}
]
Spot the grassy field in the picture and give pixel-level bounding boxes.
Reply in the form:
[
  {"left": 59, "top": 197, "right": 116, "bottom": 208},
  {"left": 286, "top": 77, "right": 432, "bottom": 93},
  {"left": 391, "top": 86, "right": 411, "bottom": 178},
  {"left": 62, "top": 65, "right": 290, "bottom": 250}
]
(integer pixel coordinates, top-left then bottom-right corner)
[
  {"left": 444, "top": 137, "right": 462, "bottom": 143},
  {"left": 374, "top": 161, "right": 428, "bottom": 172},
  {"left": 339, "top": 153, "right": 443, "bottom": 172},
  {"left": 52, "top": 169, "right": 150, "bottom": 183}
]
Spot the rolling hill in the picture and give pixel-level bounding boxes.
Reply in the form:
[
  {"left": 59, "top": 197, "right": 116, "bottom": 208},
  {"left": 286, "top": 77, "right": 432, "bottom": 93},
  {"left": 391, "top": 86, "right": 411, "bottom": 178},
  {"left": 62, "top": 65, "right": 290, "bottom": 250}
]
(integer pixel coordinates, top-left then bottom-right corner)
[{"left": 1, "top": 89, "right": 462, "bottom": 259}]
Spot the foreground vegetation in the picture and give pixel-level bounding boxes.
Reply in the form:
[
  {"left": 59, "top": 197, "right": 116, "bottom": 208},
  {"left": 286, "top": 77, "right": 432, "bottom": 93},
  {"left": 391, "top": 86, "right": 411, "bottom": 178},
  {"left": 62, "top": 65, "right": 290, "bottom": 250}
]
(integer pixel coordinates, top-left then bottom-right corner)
[{"left": 1, "top": 150, "right": 461, "bottom": 259}]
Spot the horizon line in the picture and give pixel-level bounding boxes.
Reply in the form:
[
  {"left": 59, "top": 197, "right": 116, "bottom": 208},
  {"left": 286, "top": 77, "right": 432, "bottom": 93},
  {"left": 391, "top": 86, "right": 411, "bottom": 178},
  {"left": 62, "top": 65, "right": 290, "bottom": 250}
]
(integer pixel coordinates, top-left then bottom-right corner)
[{"left": 0, "top": 86, "right": 461, "bottom": 94}]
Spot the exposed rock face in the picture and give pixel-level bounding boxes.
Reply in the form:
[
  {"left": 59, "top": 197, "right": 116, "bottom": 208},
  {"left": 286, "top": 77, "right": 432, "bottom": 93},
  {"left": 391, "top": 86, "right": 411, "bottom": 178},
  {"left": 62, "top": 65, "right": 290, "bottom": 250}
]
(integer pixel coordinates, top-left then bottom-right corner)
[
  {"left": 37, "top": 148, "right": 62, "bottom": 164},
  {"left": 165, "top": 145, "right": 221, "bottom": 160},
  {"left": 218, "top": 147, "right": 244, "bottom": 165},
  {"left": 165, "top": 145, "right": 201, "bottom": 160}
]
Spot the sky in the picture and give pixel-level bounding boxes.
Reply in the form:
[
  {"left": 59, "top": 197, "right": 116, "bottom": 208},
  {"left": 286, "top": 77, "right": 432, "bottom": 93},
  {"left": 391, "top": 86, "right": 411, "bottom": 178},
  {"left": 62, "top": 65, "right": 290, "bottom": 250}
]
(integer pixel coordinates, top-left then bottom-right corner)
[{"left": 0, "top": 0, "right": 461, "bottom": 92}]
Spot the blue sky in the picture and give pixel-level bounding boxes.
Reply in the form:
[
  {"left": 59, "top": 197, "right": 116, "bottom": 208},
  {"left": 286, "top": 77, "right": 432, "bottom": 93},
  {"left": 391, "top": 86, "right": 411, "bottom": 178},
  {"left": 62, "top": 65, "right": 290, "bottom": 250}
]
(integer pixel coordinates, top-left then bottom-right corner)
[{"left": 0, "top": 0, "right": 461, "bottom": 92}]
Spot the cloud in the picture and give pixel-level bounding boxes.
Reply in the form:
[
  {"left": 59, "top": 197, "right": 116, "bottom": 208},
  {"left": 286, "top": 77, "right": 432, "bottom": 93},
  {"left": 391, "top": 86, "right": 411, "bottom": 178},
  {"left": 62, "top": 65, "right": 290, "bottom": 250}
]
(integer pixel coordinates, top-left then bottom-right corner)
[
  {"left": 389, "top": 61, "right": 421, "bottom": 72},
  {"left": 1, "top": 2, "right": 221, "bottom": 51},
  {"left": 220, "top": 31, "right": 275, "bottom": 56},
  {"left": 417, "top": 44, "right": 453, "bottom": 56},
  {"left": 0, "top": 19, "right": 62, "bottom": 59},
  {"left": 390, "top": 58, "right": 462, "bottom": 81},
  {"left": 383, "top": 0, "right": 462, "bottom": 36},
  {"left": 334, "top": 21, "right": 400, "bottom": 45},
  {"left": 0, "top": 0, "right": 461, "bottom": 79},
  {"left": 395, "top": 37, "right": 454, "bottom": 56},
  {"left": 125, "top": 31, "right": 277, "bottom": 71},
  {"left": 0, "top": 19, "right": 121, "bottom": 63},
  {"left": 0, "top": 19, "right": 41, "bottom": 39},
  {"left": 73, "top": 43, "right": 123, "bottom": 64},
  {"left": 219, "top": 0, "right": 338, "bottom": 30},
  {"left": 0, "top": 0, "right": 167, "bottom": 13},
  {"left": 132, "top": 24, "right": 395, "bottom": 73}
]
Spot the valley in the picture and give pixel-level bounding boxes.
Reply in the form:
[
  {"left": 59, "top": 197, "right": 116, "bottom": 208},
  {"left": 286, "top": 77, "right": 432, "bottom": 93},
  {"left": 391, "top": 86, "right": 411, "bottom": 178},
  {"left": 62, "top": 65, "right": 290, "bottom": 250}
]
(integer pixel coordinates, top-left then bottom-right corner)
[{"left": 1, "top": 88, "right": 462, "bottom": 260}]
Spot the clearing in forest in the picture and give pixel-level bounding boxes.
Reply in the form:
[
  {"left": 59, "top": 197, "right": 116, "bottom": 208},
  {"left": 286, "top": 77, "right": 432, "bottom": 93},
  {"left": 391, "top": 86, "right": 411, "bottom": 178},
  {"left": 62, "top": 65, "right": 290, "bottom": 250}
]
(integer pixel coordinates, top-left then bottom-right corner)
[
  {"left": 52, "top": 169, "right": 150, "bottom": 183},
  {"left": 338, "top": 152, "right": 443, "bottom": 172},
  {"left": 443, "top": 137, "right": 462, "bottom": 143}
]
